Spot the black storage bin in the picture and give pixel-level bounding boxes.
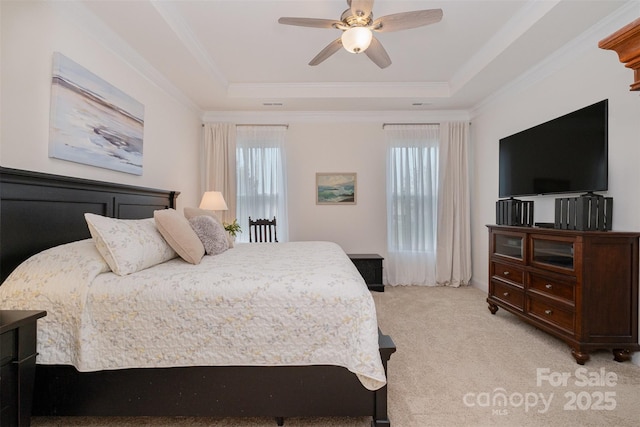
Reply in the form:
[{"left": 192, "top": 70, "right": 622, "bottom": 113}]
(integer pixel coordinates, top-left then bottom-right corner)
[
  {"left": 555, "top": 194, "right": 612, "bottom": 231},
  {"left": 496, "top": 198, "right": 534, "bottom": 227}
]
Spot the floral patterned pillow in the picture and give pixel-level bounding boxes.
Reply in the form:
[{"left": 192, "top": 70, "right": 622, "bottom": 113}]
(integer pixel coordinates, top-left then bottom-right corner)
[{"left": 84, "top": 213, "right": 177, "bottom": 275}]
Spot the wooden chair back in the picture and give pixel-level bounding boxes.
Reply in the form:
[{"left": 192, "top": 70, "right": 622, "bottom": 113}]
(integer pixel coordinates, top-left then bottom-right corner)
[{"left": 248, "top": 216, "right": 278, "bottom": 242}]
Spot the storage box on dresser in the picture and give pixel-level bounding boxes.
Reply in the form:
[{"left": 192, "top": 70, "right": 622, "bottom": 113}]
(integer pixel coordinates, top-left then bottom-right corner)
[{"left": 487, "top": 225, "right": 640, "bottom": 364}]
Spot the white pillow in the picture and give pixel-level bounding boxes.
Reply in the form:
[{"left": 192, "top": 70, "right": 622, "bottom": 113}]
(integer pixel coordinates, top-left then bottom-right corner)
[{"left": 84, "top": 213, "right": 177, "bottom": 276}]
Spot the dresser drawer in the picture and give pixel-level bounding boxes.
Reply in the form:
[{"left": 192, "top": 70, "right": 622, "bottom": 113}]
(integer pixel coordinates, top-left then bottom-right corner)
[
  {"left": 527, "top": 296, "right": 574, "bottom": 334},
  {"left": 528, "top": 273, "right": 575, "bottom": 304},
  {"left": 492, "top": 262, "right": 524, "bottom": 285},
  {"left": 490, "top": 280, "right": 524, "bottom": 311}
]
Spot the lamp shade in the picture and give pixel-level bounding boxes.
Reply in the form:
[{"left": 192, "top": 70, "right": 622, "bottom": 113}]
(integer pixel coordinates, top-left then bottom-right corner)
[
  {"left": 199, "top": 191, "right": 228, "bottom": 211},
  {"left": 341, "top": 27, "right": 373, "bottom": 53}
]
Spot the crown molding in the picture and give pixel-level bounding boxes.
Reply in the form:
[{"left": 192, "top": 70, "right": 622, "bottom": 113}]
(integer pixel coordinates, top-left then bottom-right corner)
[
  {"left": 150, "top": 0, "right": 228, "bottom": 87},
  {"left": 202, "top": 109, "right": 470, "bottom": 124},
  {"left": 469, "top": 1, "right": 639, "bottom": 118},
  {"left": 227, "top": 81, "right": 450, "bottom": 99},
  {"left": 52, "top": 0, "right": 637, "bottom": 123},
  {"left": 52, "top": 1, "right": 202, "bottom": 115},
  {"left": 451, "top": 0, "right": 560, "bottom": 95}
]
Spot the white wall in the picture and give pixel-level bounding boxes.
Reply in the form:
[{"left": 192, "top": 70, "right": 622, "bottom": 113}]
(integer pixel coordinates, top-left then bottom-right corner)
[
  {"left": 0, "top": 1, "right": 202, "bottom": 208},
  {"left": 203, "top": 109, "right": 469, "bottom": 259},
  {"left": 470, "top": 13, "right": 640, "bottom": 289},
  {"left": 286, "top": 122, "right": 388, "bottom": 256},
  {"left": 470, "top": 13, "right": 640, "bottom": 363}
]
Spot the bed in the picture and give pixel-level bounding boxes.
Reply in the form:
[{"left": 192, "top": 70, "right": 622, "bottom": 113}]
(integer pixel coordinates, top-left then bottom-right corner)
[{"left": 0, "top": 167, "right": 395, "bottom": 426}]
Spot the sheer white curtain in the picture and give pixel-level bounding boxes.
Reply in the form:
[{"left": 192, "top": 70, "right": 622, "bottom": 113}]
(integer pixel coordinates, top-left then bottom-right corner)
[
  {"left": 436, "top": 122, "right": 472, "bottom": 286},
  {"left": 235, "top": 126, "right": 288, "bottom": 242},
  {"left": 202, "top": 123, "right": 236, "bottom": 224},
  {"left": 385, "top": 125, "right": 440, "bottom": 285}
]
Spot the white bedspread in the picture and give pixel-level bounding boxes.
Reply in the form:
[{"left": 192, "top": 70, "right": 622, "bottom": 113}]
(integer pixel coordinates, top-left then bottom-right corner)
[{"left": 0, "top": 240, "right": 385, "bottom": 390}]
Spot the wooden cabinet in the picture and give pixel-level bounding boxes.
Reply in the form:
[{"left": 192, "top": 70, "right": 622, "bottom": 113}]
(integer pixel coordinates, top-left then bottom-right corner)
[
  {"left": 1, "top": 310, "right": 46, "bottom": 427},
  {"left": 487, "top": 225, "right": 640, "bottom": 364},
  {"left": 348, "top": 254, "right": 384, "bottom": 292}
]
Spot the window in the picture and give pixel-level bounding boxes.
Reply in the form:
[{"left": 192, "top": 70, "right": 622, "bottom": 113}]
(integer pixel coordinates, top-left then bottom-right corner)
[
  {"left": 385, "top": 124, "right": 439, "bottom": 285},
  {"left": 235, "top": 126, "right": 288, "bottom": 242}
]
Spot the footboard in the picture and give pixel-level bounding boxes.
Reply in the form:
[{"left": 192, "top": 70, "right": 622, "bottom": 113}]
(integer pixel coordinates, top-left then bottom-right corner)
[
  {"left": 374, "top": 331, "right": 396, "bottom": 427},
  {"left": 33, "top": 331, "right": 396, "bottom": 426}
]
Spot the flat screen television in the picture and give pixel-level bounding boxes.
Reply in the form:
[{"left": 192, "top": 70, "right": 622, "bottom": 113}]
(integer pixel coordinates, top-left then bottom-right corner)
[{"left": 498, "top": 99, "right": 608, "bottom": 198}]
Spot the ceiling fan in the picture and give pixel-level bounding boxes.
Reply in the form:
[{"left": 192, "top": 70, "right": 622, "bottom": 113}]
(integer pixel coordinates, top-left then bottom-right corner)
[{"left": 278, "top": 0, "right": 443, "bottom": 69}]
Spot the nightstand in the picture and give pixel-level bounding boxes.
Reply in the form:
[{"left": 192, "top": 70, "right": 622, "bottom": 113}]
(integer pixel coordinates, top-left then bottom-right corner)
[
  {"left": 348, "top": 254, "right": 384, "bottom": 292},
  {"left": 1, "top": 310, "right": 46, "bottom": 427}
]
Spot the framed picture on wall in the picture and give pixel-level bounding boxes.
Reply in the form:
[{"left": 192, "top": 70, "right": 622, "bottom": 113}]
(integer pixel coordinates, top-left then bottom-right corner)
[
  {"left": 316, "top": 173, "right": 357, "bottom": 205},
  {"left": 48, "top": 52, "right": 145, "bottom": 175}
]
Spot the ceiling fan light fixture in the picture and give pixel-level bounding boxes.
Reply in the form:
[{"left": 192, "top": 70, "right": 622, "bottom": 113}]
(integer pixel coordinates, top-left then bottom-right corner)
[{"left": 341, "top": 26, "right": 372, "bottom": 53}]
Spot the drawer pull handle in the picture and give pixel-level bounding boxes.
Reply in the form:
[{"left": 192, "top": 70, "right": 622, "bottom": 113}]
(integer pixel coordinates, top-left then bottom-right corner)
[
  {"left": 544, "top": 309, "right": 553, "bottom": 315},
  {"left": 503, "top": 292, "right": 510, "bottom": 297},
  {"left": 503, "top": 271, "right": 510, "bottom": 276},
  {"left": 545, "top": 284, "right": 553, "bottom": 289}
]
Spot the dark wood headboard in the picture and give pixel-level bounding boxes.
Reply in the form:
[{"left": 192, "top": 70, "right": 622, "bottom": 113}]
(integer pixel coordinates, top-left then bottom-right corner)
[{"left": 0, "top": 167, "right": 179, "bottom": 283}]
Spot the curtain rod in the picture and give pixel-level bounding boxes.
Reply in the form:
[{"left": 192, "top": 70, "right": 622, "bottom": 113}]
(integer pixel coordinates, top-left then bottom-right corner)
[
  {"left": 201, "top": 124, "right": 289, "bottom": 128},
  {"left": 382, "top": 122, "right": 439, "bottom": 129},
  {"left": 382, "top": 122, "right": 471, "bottom": 129},
  {"left": 236, "top": 124, "right": 289, "bottom": 128}
]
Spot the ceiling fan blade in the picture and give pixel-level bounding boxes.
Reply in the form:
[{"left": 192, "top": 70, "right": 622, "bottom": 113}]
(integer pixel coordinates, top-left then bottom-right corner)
[
  {"left": 309, "top": 38, "right": 343, "bottom": 66},
  {"left": 365, "top": 36, "right": 391, "bottom": 69},
  {"left": 278, "top": 17, "right": 341, "bottom": 29},
  {"left": 350, "top": 0, "right": 374, "bottom": 19},
  {"left": 373, "top": 9, "right": 443, "bottom": 33}
]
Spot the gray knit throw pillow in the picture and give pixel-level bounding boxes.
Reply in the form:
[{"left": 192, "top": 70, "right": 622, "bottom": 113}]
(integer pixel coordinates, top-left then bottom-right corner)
[{"left": 188, "top": 215, "right": 229, "bottom": 256}]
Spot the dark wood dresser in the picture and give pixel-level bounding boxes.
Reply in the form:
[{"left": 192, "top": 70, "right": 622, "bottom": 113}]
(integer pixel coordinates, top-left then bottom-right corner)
[
  {"left": 487, "top": 225, "right": 640, "bottom": 364},
  {"left": 1, "top": 310, "right": 46, "bottom": 427},
  {"left": 348, "top": 254, "right": 384, "bottom": 292}
]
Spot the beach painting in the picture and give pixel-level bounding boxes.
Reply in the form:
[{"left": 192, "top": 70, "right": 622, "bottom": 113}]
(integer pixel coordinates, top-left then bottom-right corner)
[
  {"left": 316, "top": 173, "right": 357, "bottom": 205},
  {"left": 49, "top": 52, "right": 144, "bottom": 175}
]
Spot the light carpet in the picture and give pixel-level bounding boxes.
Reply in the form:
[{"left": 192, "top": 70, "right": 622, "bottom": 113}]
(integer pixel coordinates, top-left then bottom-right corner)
[{"left": 32, "top": 286, "right": 640, "bottom": 427}]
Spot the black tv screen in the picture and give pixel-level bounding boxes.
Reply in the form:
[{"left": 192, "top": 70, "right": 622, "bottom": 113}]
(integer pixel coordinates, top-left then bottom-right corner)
[{"left": 499, "top": 99, "right": 608, "bottom": 198}]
